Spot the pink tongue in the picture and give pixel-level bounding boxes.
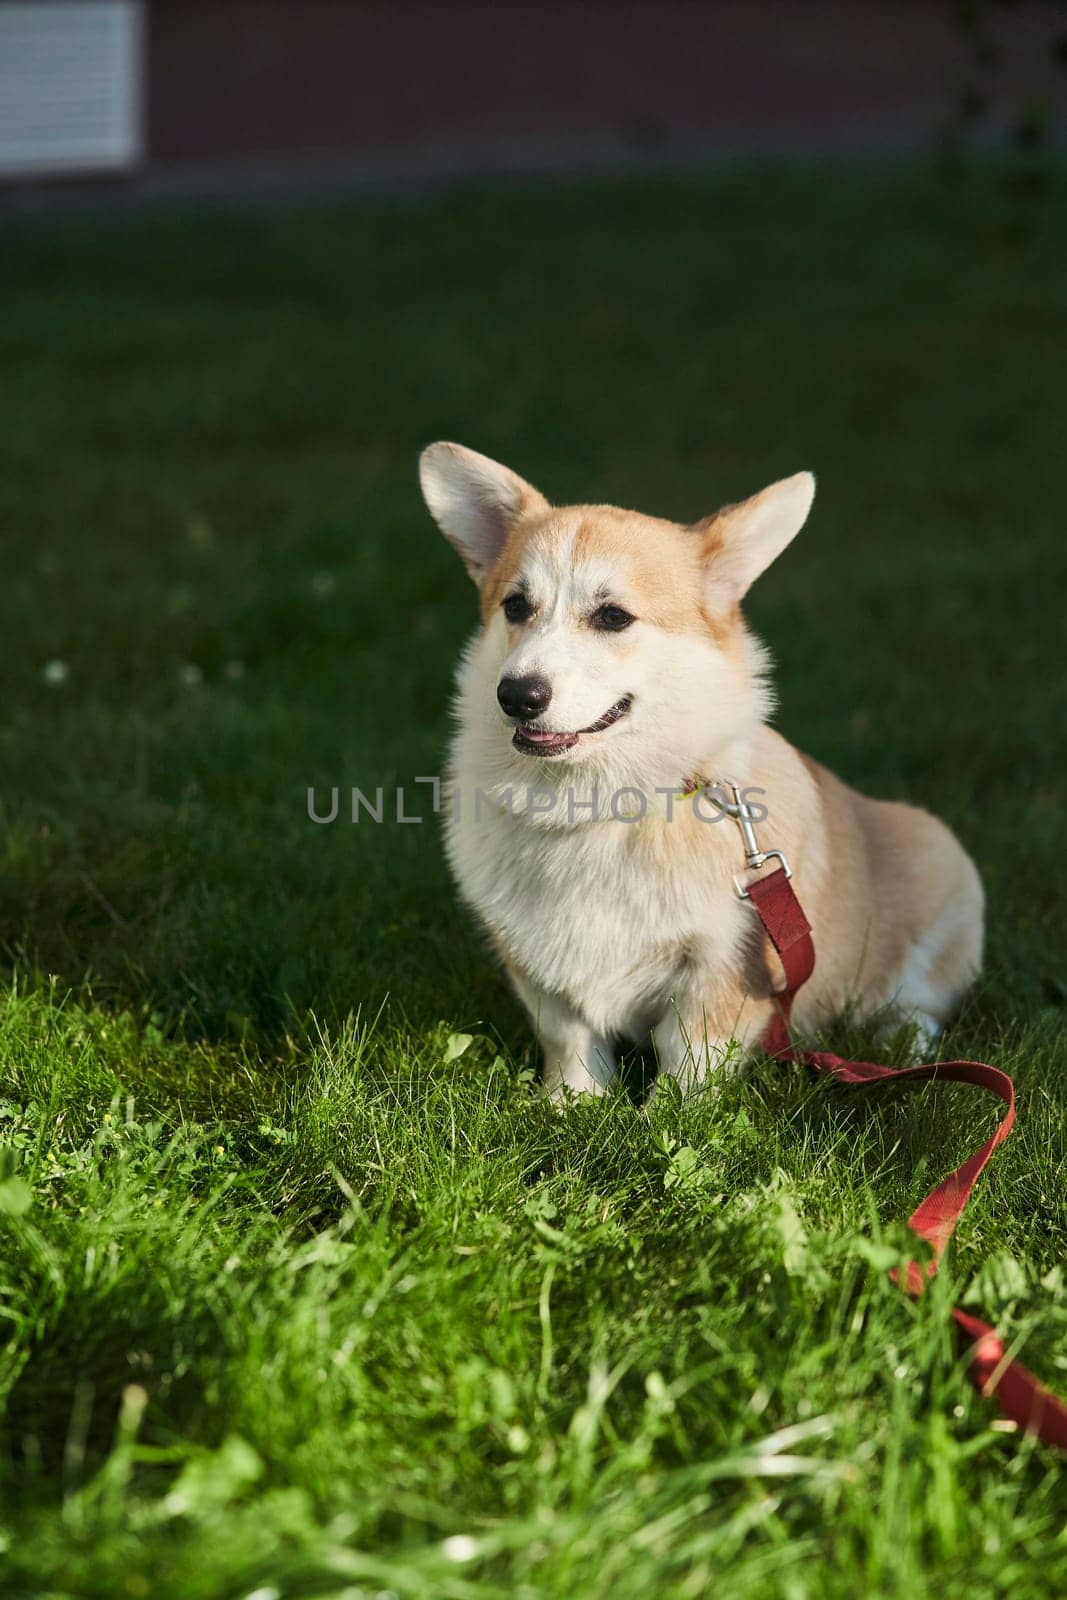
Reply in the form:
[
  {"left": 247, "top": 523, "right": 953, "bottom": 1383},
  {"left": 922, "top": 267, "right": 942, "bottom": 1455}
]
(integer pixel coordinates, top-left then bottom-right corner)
[{"left": 518, "top": 726, "right": 578, "bottom": 750}]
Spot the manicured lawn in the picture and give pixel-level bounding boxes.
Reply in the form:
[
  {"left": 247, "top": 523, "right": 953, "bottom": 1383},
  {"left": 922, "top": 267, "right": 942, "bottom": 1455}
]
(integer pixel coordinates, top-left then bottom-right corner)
[{"left": 0, "top": 164, "right": 1065, "bottom": 1598}]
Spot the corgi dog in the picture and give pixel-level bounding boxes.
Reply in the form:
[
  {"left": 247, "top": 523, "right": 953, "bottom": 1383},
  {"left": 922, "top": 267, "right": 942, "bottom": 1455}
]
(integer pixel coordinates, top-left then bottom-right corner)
[{"left": 419, "top": 443, "right": 983, "bottom": 1100}]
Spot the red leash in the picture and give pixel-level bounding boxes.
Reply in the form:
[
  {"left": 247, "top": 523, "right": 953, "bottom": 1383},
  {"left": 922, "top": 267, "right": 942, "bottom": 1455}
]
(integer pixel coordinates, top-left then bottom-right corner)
[{"left": 747, "top": 864, "right": 1067, "bottom": 1448}]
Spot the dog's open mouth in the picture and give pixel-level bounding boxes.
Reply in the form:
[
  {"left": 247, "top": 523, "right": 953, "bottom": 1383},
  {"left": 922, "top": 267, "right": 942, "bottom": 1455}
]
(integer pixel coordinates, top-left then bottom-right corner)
[{"left": 512, "top": 695, "right": 633, "bottom": 758}]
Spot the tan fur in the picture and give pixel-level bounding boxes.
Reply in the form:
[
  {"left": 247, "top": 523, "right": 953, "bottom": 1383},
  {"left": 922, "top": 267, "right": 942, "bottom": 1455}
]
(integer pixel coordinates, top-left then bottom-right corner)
[
  {"left": 481, "top": 505, "right": 713, "bottom": 634},
  {"left": 420, "top": 442, "right": 983, "bottom": 1098}
]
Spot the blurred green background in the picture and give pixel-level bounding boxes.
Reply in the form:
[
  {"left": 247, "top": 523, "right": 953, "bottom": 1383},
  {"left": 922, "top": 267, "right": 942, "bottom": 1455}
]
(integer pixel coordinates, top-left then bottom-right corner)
[{"left": 1, "top": 167, "right": 1064, "bottom": 1043}]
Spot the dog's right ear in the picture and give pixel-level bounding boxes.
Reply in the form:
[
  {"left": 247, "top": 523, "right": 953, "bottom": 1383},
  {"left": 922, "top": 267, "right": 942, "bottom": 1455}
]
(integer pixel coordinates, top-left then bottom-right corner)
[{"left": 418, "top": 442, "right": 548, "bottom": 584}]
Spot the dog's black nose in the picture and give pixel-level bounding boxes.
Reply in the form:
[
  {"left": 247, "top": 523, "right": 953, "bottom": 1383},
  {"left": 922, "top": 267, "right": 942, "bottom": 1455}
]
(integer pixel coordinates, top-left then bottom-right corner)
[{"left": 497, "top": 674, "right": 552, "bottom": 720}]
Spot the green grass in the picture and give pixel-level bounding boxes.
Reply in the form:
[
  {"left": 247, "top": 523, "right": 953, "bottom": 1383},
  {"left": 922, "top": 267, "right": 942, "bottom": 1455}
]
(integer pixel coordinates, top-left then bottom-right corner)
[{"left": 1, "top": 163, "right": 1066, "bottom": 1598}]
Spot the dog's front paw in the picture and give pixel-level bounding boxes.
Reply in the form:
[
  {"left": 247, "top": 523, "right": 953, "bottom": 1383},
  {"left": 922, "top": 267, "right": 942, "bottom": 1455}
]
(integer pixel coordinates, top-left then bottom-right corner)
[
  {"left": 541, "top": 1072, "right": 613, "bottom": 1109},
  {"left": 543, "top": 1081, "right": 575, "bottom": 1113}
]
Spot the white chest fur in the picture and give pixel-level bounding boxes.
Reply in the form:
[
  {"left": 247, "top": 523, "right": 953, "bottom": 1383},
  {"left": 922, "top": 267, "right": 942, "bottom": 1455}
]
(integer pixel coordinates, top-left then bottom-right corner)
[{"left": 445, "top": 790, "right": 750, "bottom": 1041}]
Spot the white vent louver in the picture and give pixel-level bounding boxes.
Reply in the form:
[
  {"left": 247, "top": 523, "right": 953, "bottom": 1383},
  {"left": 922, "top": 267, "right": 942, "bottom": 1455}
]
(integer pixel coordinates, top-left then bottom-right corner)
[{"left": 0, "top": 2, "right": 144, "bottom": 178}]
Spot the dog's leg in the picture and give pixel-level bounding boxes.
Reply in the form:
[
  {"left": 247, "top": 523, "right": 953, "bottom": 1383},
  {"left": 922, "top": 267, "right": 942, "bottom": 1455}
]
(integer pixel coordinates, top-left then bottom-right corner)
[
  {"left": 881, "top": 844, "right": 984, "bottom": 1049},
  {"left": 651, "top": 1008, "right": 735, "bottom": 1097},
  {"left": 509, "top": 971, "right": 616, "bottom": 1102},
  {"left": 650, "top": 991, "right": 769, "bottom": 1098}
]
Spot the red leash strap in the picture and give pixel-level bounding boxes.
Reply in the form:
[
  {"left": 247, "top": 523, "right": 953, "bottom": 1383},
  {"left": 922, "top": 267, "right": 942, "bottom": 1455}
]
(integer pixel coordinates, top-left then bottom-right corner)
[
  {"left": 748, "top": 865, "right": 1067, "bottom": 1448},
  {"left": 746, "top": 870, "right": 814, "bottom": 1057}
]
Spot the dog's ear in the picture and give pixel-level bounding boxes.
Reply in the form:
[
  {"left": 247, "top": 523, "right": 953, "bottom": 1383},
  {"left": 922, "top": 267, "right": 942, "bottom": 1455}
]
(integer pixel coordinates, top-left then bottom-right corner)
[
  {"left": 696, "top": 472, "right": 815, "bottom": 604},
  {"left": 418, "top": 442, "right": 549, "bottom": 583}
]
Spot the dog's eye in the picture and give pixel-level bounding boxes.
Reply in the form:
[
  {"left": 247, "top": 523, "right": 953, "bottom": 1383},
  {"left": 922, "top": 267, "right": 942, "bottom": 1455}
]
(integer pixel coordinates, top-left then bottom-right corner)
[
  {"left": 503, "top": 592, "right": 533, "bottom": 624},
  {"left": 591, "top": 604, "right": 635, "bottom": 632}
]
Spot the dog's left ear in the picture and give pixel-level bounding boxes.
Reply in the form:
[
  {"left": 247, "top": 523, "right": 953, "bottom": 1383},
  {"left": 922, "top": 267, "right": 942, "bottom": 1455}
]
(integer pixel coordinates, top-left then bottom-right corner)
[
  {"left": 697, "top": 472, "right": 815, "bottom": 604},
  {"left": 419, "top": 441, "right": 549, "bottom": 584}
]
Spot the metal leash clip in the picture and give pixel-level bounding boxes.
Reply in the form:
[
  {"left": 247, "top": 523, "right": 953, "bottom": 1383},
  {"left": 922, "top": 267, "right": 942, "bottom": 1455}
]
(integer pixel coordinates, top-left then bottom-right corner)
[{"left": 703, "top": 780, "right": 792, "bottom": 901}]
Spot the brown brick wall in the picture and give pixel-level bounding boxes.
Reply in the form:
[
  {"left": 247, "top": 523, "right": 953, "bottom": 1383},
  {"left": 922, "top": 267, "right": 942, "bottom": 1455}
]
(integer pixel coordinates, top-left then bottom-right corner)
[{"left": 146, "top": 1, "right": 1065, "bottom": 166}]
